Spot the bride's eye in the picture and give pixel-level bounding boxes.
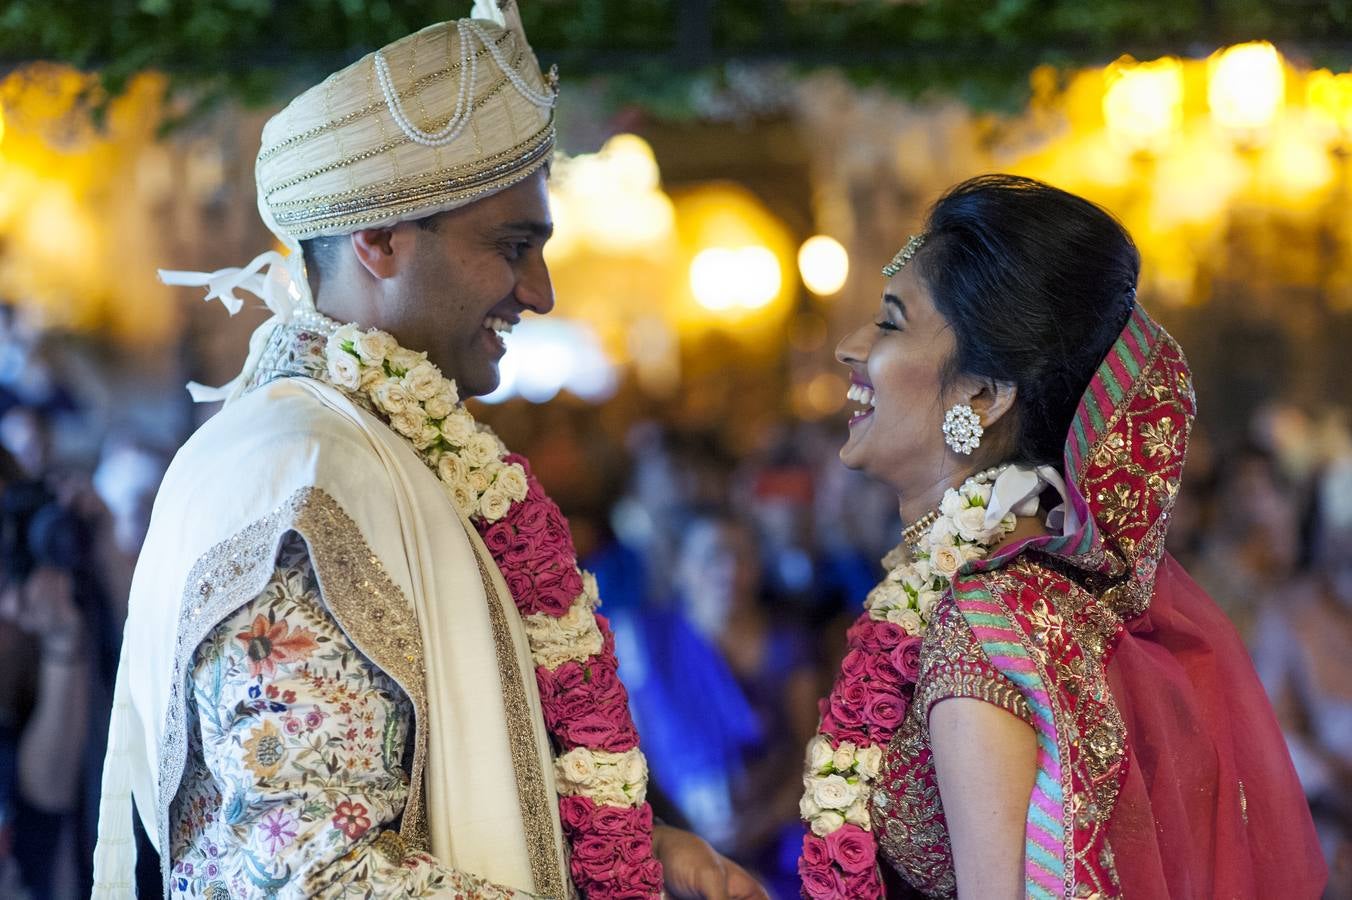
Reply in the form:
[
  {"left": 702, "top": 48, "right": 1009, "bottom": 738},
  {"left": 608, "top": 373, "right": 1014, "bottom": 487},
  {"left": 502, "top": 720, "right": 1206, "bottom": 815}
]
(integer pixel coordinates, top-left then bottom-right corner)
[{"left": 875, "top": 319, "right": 900, "bottom": 332}]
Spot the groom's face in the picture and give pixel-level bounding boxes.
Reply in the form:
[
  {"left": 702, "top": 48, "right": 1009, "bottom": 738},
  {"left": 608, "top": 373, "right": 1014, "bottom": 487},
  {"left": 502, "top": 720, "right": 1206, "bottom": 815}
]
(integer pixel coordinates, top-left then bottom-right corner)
[{"left": 384, "top": 170, "right": 556, "bottom": 397}]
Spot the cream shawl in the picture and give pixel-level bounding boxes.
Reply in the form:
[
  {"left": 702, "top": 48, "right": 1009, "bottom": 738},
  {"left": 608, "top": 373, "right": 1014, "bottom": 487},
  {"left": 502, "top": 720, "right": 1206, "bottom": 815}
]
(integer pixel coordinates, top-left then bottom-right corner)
[{"left": 92, "top": 375, "right": 570, "bottom": 897}]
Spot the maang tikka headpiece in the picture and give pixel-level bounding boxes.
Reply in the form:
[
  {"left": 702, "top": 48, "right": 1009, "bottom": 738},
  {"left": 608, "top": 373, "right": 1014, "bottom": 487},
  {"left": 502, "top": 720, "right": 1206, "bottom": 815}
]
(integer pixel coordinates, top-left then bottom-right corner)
[{"left": 882, "top": 233, "right": 926, "bottom": 278}]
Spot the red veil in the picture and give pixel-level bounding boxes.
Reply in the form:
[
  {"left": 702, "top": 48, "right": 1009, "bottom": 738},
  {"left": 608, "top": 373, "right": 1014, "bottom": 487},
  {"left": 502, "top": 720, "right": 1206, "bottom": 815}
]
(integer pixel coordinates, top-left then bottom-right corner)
[{"left": 952, "top": 304, "right": 1326, "bottom": 897}]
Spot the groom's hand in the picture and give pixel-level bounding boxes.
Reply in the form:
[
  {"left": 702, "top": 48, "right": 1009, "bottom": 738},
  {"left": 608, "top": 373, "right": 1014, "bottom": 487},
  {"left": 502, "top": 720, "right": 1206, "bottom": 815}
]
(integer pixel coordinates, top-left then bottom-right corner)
[{"left": 651, "top": 825, "right": 770, "bottom": 900}]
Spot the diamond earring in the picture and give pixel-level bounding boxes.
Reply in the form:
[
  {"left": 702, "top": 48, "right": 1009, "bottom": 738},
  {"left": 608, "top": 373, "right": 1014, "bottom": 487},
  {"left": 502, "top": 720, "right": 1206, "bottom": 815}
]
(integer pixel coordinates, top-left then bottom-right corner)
[{"left": 942, "top": 404, "right": 983, "bottom": 455}]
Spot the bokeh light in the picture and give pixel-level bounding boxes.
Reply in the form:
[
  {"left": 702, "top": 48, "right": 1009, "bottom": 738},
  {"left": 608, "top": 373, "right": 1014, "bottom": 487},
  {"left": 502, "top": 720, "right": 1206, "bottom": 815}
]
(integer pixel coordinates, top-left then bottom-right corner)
[
  {"left": 1102, "top": 56, "right": 1184, "bottom": 155},
  {"left": 690, "top": 246, "right": 782, "bottom": 312},
  {"left": 1208, "top": 41, "right": 1285, "bottom": 139},
  {"left": 797, "top": 235, "right": 850, "bottom": 296}
]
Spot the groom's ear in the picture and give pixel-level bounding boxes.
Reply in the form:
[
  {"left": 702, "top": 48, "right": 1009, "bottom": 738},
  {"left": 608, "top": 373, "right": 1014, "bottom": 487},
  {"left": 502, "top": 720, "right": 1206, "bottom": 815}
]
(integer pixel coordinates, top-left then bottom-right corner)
[{"left": 350, "top": 226, "right": 402, "bottom": 280}]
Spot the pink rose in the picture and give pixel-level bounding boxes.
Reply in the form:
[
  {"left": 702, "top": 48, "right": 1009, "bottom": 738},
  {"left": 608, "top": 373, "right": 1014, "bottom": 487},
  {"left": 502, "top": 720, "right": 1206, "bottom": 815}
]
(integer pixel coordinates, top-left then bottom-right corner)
[
  {"left": 829, "top": 677, "right": 869, "bottom": 726},
  {"left": 825, "top": 825, "right": 876, "bottom": 875},
  {"left": 842, "top": 865, "right": 882, "bottom": 898},
  {"left": 503, "top": 452, "right": 532, "bottom": 475},
  {"left": 504, "top": 569, "right": 534, "bottom": 607},
  {"left": 872, "top": 620, "right": 904, "bottom": 649},
  {"left": 864, "top": 690, "right": 906, "bottom": 731},
  {"left": 839, "top": 648, "right": 869, "bottom": 681},
  {"left": 591, "top": 805, "right": 639, "bottom": 837},
  {"left": 891, "top": 635, "right": 922, "bottom": 682},
  {"left": 572, "top": 834, "right": 619, "bottom": 866},
  {"left": 618, "top": 836, "right": 652, "bottom": 864},
  {"left": 558, "top": 796, "right": 594, "bottom": 832},
  {"left": 846, "top": 616, "right": 879, "bottom": 652},
  {"left": 799, "top": 862, "right": 845, "bottom": 899},
  {"left": 864, "top": 651, "right": 901, "bottom": 687},
  {"left": 481, "top": 521, "right": 516, "bottom": 556},
  {"left": 801, "top": 833, "right": 831, "bottom": 867},
  {"left": 559, "top": 710, "right": 639, "bottom": 752}
]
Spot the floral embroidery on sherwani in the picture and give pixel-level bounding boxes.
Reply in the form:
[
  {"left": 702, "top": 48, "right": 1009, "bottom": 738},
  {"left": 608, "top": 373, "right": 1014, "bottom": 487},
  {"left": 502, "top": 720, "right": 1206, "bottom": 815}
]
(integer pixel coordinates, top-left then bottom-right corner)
[{"left": 169, "top": 533, "right": 539, "bottom": 899}]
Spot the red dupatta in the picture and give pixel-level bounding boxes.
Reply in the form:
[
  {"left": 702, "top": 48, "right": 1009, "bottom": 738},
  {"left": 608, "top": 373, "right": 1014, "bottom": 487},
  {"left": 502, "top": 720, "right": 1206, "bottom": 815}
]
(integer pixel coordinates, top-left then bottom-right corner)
[{"left": 949, "top": 303, "right": 1327, "bottom": 898}]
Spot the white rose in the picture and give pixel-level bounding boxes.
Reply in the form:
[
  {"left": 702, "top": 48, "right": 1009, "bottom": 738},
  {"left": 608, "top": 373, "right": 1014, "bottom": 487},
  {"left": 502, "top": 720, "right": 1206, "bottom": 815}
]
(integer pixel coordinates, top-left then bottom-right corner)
[
  {"left": 811, "top": 774, "right": 855, "bottom": 811},
  {"left": 911, "top": 558, "right": 933, "bottom": 584},
  {"left": 580, "top": 570, "right": 600, "bottom": 608},
  {"left": 844, "top": 798, "right": 870, "bottom": 828},
  {"left": 437, "top": 452, "right": 467, "bottom": 485},
  {"left": 478, "top": 486, "right": 513, "bottom": 522},
  {"left": 928, "top": 517, "right": 958, "bottom": 546},
  {"left": 463, "top": 432, "right": 501, "bottom": 468},
  {"left": 326, "top": 351, "right": 361, "bottom": 390},
  {"left": 939, "top": 489, "right": 964, "bottom": 518},
  {"left": 961, "top": 480, "right": 992, "bottom": 505},
  {"left": 414, "top": 422, "right": 441, "bottom": 451},
  {"left": 617, "top": 750, "right": 648, "bottom": 786},
  {"left": 495, "top": 464, "right": 529, "bottom": 503},
  {"left": 328, "top": 322, "right": 361, "bottom": 355},
  {"left": 810, "top": 811, "right": 845, "bottom": 837},
  {"left": 806, "top": 735, "right": 834, "bottom": 773},
  {"left": 466, "top": 468, "right": 492, "bottom": 495},
  {"left": 401, "top": 361, "right": 443, "bottom": 402},
  {"left": 832, "top": 742, "right": 857, "bottom": 773},
  {"left": 953, "top": 505, "right": 992, "bottom": 542},
  {"left": 931, "top": 545, "right": 963, "bottom": 578},
  {"left": 894, "top": 608, "right": 923, "bottom": 635},
  {"left": 424, "top": 389, "right": 455, "bottom": 420},
  {"left": 441, "top": 410, "right": 476, "bottom": 447},
  {"left": 389, "top": 409, "right": 427, "bottom": 440},
  {"left": 959, "top": 543, "right": 987, "bottom": 564},
  {"left": 358, "top": 366, "right": 385, "bottom": 390},
  {"left": 355, "top": 329, "right": 397, "bottom": 365},
  {"left": 799, "top": 793, "right": 823, "bottom": 820},
  {"left": 386, "top": 347, "right": 425, "bottom": 376},
  {"left": 557, "top": 749, "right": 599, "bottom": 788},
  {"left": 447, "top": 481, "right": 477, "bottom": 519},
  {"left": 370, "top": 381, "right": 412, "bottom": 415},
  {"left": 916, "top": 590, "right": 942, "bottom": 618},
  {"left": 855, "top": 745, "right": 883, "bottom": 780}
]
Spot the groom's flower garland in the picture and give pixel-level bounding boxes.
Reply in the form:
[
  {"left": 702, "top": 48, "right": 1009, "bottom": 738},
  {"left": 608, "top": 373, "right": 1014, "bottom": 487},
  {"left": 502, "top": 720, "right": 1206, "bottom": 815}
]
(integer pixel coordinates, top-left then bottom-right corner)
[
  {"left": 797, "top": 473, "right": 1015, "bottom": 899},
  {"left": 323, "top": 324, "right": 663, "bottom": 899}
]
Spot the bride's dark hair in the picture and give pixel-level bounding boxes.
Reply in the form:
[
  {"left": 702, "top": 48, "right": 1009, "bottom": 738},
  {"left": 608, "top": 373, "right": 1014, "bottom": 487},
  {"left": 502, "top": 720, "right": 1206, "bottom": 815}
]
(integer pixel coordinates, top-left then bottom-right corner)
[{"left": 915, "top": 174, "right": 1140, "bottom": 467}]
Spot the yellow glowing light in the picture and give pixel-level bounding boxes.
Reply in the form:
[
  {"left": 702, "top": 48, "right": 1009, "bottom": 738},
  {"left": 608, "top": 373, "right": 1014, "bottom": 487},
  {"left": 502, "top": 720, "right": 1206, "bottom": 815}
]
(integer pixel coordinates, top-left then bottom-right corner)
[
  {"left": 551, "top": 133, "right": 675, "bottom": 256},
  {"left": 1102, "top": 56, "right": 1184, "bottom": 155},
  {"left": 1265, "top": 131, "right": 1335, "bottom": 197},
  {"left": 0, "top": 101, "right": 5, "bottom": 148},
  {"left": 1208, "top": 42, "right": 1285, "bottom": 137},
  {"left": 689, "top": 246, "right": 782, "bottom": 312},
  {"left": 797, "top": 235, "right": 850, "bottom": 295},
  {"left": 1308, "top": 69, "right": 1352, "bottom": 145}
]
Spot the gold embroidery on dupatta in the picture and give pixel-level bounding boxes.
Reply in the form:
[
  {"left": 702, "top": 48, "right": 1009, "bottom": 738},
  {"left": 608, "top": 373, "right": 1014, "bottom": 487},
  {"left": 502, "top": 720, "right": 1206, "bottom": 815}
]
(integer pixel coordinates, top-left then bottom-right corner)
[{"left": 468, "top": 539, "right": 568, "bottom": 899}]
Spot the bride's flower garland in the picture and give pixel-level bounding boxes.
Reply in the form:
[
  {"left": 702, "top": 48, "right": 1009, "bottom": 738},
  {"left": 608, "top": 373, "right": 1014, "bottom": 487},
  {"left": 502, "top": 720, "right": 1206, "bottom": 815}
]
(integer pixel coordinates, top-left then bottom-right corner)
[
  {"left": 323, "top": 323, "right": 663, "bottom": 899},
  {"left": 798, "top": 472, "right": 1016, "bottom": 899}
]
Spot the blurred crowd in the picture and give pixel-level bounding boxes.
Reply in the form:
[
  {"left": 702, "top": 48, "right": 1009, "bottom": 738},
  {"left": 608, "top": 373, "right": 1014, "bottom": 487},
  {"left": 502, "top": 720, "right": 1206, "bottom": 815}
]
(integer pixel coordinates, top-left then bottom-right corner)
[{"left": 0, "top": 304, "right": 1348, "bottom": 899}]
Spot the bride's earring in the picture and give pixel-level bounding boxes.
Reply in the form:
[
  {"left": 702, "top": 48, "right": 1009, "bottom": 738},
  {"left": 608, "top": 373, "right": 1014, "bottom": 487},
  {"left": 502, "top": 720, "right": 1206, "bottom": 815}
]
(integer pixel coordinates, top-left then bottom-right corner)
[{"left": 942, "top": 403, "right": 983, "bottom": 454}]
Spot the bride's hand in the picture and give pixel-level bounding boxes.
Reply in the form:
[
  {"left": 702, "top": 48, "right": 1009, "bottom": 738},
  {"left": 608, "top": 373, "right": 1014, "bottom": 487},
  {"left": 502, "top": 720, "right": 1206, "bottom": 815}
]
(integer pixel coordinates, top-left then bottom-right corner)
[{"left": 652, "top": 825, "right": 769, "bottom": 900}]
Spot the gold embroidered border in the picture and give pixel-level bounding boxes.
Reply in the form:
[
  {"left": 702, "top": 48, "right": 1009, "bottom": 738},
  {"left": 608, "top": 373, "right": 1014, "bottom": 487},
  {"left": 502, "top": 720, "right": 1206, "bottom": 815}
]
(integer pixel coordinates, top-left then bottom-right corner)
[
  {"left": 469, "top": 539, "right": 566, "bottom": 899},
  {"left": 293, "top": 488, "right": 432, "bottom": 852}
]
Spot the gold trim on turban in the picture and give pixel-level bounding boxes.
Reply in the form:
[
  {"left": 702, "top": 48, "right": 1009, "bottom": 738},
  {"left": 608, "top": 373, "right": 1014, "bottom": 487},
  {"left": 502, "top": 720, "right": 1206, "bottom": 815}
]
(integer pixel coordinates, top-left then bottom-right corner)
[{"left": 256, "top": 8, "right": 558, "bottom": 240}]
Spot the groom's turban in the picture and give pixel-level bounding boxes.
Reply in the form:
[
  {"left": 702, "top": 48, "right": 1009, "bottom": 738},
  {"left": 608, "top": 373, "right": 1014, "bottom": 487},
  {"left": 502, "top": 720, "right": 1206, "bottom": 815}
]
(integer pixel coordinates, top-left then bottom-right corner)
[{"left": 255, "top": 0, "right": 557, "bottom": 240}]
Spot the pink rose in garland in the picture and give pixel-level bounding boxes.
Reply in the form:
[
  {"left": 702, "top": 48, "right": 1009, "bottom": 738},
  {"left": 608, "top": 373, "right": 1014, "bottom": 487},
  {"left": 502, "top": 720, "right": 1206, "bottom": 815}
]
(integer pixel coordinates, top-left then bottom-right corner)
[{"left": 476, "top": 455, "right": 662, "bottom": 898}]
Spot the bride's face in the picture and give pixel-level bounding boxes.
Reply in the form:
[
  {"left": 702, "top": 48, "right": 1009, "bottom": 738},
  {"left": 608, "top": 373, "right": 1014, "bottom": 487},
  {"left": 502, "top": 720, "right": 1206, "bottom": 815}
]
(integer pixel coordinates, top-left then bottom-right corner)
[{"left": 834, "top": 263, "right": 961, "bottom": 496}]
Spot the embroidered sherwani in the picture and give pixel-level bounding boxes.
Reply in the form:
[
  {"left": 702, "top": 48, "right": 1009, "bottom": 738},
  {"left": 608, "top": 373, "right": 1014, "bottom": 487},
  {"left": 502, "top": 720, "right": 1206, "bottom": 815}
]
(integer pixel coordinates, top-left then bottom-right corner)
[{"left": 96, "top": 324, "right": 574, "bottom": 898}]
